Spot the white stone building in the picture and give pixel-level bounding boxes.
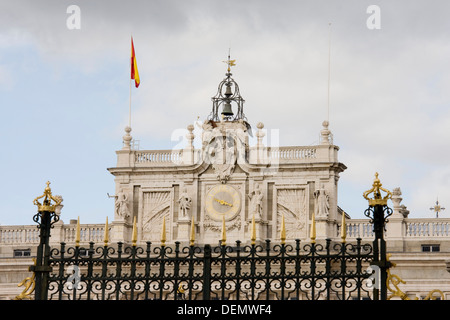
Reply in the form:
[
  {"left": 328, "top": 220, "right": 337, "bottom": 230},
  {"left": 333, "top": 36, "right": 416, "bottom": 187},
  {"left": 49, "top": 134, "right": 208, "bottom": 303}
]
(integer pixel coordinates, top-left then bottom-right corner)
[{"left": 1, "top": 63, "right": 450, "bottom": 300}]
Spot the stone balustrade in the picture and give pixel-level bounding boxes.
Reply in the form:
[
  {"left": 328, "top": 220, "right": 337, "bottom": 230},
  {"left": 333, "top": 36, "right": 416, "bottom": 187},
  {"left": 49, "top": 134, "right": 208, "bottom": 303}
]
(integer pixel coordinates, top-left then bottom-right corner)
[
  {"left": 62, "top": 224, "right": 107, "bottom": 244},
  {"left": 126, "top": 145, "right": 335, "bottom": 167},
  {"left": 135, "top": 150, "right": 184, "bottom": 164},
  {"left": 0, "top": 223, "right": 108, "bottom": 245},
  {"left": 3, "top": 217, "right": 450, "bottom": 246},
  {"left": 405, "top": 219, "right": 450, "bottom": 237},
  {"left": 267, "top": 146, "right": 317, "bottom": 161},
  {"left": 0, "top": 225, "right": 40, "bottom": 244},
  {"left": 337, "top": 219, "right": 375, "bottom": 239}
]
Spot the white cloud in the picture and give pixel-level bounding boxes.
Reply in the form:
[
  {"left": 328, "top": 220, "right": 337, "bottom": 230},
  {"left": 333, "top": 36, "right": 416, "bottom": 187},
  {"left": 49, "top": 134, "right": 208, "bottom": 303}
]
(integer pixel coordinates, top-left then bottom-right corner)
[{"left": 1, "top": 1, "right": 450, "bottom": 224}]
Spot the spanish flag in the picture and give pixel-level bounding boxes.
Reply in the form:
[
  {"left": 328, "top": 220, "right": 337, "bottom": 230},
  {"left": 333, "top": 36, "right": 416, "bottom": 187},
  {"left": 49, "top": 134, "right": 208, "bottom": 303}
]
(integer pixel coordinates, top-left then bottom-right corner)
[{"left": 131, "top": 37, "right": 140, "bottom": 88}]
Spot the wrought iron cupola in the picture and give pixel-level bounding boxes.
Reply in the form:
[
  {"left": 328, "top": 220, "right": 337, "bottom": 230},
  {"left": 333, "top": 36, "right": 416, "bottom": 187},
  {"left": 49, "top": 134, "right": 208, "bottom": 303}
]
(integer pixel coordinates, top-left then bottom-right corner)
[{"left": 208, "top": 54, "right": 246, "bottom": 122}]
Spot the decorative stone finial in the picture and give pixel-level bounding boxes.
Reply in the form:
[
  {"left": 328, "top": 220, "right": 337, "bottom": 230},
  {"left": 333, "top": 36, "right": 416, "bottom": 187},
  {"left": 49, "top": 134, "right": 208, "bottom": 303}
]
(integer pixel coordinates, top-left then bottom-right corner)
[
  {"left": 54, "top": 195, "right": 64, "bottom": 216},
  {"left": 186, "top": 124, "right": 195, "bottom": 148},
  {"left": 256, "top": 122, "right": 265, "bottom": 148},
  {"left": 320, "top": 120, "right": 331, "bottom": 145},
  {"left": 123, "top": 126, "right": 132, "bottom": 150}
]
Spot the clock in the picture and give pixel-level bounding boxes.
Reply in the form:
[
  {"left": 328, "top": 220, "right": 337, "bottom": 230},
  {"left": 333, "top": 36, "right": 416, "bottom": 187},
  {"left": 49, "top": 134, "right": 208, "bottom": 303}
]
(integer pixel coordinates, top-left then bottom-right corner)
[{"left": 205, "top": 184, "right": 241, "bottom": 221}]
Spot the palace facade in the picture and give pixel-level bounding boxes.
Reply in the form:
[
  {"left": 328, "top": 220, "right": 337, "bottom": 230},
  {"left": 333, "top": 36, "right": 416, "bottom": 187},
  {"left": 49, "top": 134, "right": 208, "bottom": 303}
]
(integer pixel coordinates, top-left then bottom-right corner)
[{"left": 1, "top": 63, "right": 450, "bottom": 300}]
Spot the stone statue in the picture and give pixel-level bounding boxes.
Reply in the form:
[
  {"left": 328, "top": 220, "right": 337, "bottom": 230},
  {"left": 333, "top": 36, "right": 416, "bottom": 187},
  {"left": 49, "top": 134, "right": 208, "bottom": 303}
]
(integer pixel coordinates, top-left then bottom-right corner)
[
  {"left": 314, "top": 184, "right": 329, "bottom": 218},
  {"left": 111, "top": 189, "right": 131, "bottom": 220},
  {"left": 248, "top": 183, "right": 263, "bottom": 219},
  {"left": 201, "top": 120, "right": 214, "bottom": 148},
  {"left": 178, "top": 187, "right": 192, "bottom": 219}
]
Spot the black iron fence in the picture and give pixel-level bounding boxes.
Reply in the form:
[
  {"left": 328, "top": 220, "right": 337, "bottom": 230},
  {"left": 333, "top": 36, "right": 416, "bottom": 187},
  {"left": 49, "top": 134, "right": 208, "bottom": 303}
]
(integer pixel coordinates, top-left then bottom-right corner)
[
  {"left": 46, "top": 238, "right": 374, "bottom": 300},
  {"left": 26, "top": 177, "right": 393, "bottom": 301}
]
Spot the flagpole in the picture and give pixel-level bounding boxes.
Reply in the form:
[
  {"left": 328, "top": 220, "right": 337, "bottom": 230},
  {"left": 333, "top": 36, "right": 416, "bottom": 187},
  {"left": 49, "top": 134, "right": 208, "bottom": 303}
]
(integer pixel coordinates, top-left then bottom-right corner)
[
  {"left": 129, "top": 37, "right": 132, "bottom": 129},
  {"left": 129, "top": 74, "right": 132, "bottom": 128},
  {"left": 327, "top": 22, "right": 332, "bottom": 123}
]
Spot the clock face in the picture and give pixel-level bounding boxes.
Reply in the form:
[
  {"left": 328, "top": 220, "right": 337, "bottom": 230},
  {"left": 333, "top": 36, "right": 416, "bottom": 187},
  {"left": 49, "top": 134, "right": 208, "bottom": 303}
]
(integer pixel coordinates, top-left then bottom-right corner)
[{"left": 205, "top": 184, "right": 241, "bottom": 221}]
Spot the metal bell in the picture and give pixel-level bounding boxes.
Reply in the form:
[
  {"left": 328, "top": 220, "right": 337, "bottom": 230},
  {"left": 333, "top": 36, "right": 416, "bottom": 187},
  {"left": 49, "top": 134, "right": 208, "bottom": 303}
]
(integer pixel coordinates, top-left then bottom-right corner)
[
  {"left": 221, "top": 101, "right": 233, "bottom": 116},
  {"left": 224, "top": 84, "right": 233, "bottom": 97}
]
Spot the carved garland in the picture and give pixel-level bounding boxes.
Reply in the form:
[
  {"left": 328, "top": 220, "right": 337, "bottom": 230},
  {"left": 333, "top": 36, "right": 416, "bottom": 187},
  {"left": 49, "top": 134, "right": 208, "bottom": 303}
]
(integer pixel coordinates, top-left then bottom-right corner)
[{"left": 204, "top": 214, "right": 241, "bottom": 232}]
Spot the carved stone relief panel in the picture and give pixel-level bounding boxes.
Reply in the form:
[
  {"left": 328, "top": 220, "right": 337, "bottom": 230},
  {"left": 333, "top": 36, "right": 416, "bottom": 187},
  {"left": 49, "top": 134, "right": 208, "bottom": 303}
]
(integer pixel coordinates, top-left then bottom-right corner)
[
  {"left": 275, "top": 186, "right": 308, "bottom": 239},
  {"left": 141, "top": 190, "right": 172, "bottom": 241}
]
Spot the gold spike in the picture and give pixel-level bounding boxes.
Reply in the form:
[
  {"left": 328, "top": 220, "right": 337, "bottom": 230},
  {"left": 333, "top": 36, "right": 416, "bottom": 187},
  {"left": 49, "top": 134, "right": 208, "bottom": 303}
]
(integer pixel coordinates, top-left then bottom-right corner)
[
  {"left": 189, "top": 217, "right": 195, "bottom": 247},
  {"left": 132, "top": 216, "right": 137, "bottom": 247},
  {"left": 280, "top": 214, "right": 286, "bottom": 245},
  {"left": 341, "top": 212, "right": 347, "bottom": 243},
  {"left": 251, "top": 214, "right": 256, "bottom": 245},
  {"left": 75, "top": 216, "right": 81, "bottom": 247},
  {"left": 310, "top": 212, "right": 316, "bottom": 244},
  {"left": 221, "top": 215, "right": 226, "bottom": 246},
  {"left": 103, "top": 217, "right": 109, "bottom": 246},
  {"left": 161, "top": 216, "right": 166, "bottom": 247}
]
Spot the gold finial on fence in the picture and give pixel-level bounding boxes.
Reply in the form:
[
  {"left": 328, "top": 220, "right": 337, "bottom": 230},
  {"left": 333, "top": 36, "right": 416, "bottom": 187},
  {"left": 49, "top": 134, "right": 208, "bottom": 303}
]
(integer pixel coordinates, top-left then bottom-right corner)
[
  {"left": 103, "top": 217, "right": 109, "bottom": 247},
  {"left": 190, "top": 217, "right": 195, "bottom": 247},
  {"left": 363, "top": 172, "right": 392, "bottom": 206},
  {"left": 310, "top": 212, "right": 316, "bottom": 244},
  {"left": 341, "top": 212, "right": 347, "bottom": 243},
  {"left": 160, "top": 216, "right": 166, "bottom": 247},
  {"left": 131, "top": 216, "right": 138, "bottom": 246},
  {"left": 33, "top": 181, "right": 62, "bottom": 212},
  {"left": 221, "top": 215, "right": 227, "bottom": 246},
  {"left": 280, "top": 214, "right": 286, "bottom": 245},
  {"left": 75, "top": 216, "right": 81, "bottom": 247},
  {"left": 251, "top": 214, "right": 256, "bottom": 245}
]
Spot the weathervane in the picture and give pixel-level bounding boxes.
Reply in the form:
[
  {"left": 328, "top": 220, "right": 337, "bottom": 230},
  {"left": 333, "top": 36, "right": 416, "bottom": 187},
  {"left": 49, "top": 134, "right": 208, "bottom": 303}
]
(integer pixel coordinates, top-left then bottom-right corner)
[
  {"left": 222, "top": 49, "right": 236, "bottom": 73},
  {"left": 430, "top": 198, "right": 445, "bottom": 218}
]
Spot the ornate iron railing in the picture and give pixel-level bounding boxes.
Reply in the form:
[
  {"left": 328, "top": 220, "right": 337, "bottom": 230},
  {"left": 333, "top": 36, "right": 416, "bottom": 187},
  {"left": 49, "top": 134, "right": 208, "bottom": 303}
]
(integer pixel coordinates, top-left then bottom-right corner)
[
  {"left": 20, "top": 176, "right": 397, "bottom": 301},
  {"left": 46, "top": 239, "right": 374, "bottom": 300}
]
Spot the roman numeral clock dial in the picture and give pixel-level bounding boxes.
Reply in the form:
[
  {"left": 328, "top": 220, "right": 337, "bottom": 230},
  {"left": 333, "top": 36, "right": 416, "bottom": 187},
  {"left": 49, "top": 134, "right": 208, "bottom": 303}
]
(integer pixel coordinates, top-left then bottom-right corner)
[{"left": 205, "top": 185, "right": 241, "bottom": 221}]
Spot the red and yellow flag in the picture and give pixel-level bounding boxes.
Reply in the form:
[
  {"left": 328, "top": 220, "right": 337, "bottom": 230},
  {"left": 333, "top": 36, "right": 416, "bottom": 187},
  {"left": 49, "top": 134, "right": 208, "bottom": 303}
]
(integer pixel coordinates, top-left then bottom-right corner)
[{"left": 131, "top": 37, "right": 140, "bottom": 88}]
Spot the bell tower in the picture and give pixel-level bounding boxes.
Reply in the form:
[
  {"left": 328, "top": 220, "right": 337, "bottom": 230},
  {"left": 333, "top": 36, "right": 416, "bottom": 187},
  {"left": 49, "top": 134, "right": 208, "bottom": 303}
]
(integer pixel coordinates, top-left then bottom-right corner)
[
  {"left": 208, "top": 53, "right": 246, "bottom": 122},
  {"left": 108, "top": 53, "right": 347, "bottom": 246}
]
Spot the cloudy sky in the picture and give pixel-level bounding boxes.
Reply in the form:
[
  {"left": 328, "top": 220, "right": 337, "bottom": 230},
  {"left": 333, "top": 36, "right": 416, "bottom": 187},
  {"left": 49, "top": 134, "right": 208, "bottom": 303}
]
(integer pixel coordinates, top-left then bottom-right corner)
[{"left": 0, "top": 0, "right": 449, "bottom": 225}]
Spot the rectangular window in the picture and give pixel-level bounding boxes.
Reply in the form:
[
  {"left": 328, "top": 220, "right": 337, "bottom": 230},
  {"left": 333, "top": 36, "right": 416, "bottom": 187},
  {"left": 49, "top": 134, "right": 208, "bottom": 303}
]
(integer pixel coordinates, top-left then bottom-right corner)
[
  {"left": 421, "top": 244, "right": 440, "bottom": 252},
  {"left": 13, "top": 249, "right": 31, "bottom": 257},
  {"left": 78, "top": 249, "right": 90, "bottom": 257}
]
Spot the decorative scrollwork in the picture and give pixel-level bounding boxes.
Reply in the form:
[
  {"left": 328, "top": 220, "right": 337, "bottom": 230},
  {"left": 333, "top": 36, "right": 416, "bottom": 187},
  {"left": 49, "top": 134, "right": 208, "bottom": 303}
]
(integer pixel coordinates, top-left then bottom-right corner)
[
  {"left": 14, "top": 258, "right": 36, "bottom": 300},
  {"left": 33, "top": 210, "right": 60, "bottom": 229},
  {"left": 386, "top": 254, "right": 445, "bottom": 300},
  {"left": 45, "top": 238, "right": 375, "bottom": 300}
]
